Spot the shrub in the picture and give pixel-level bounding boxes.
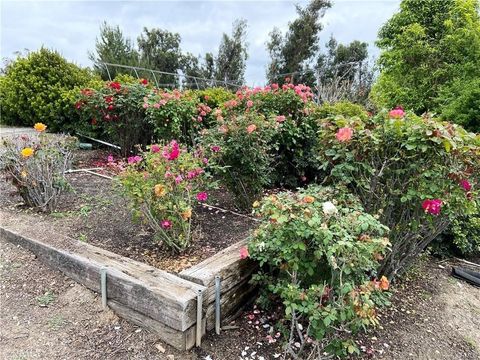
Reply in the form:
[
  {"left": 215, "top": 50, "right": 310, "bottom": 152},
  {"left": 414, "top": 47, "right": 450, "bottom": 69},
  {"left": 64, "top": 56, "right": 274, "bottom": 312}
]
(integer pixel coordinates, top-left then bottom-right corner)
[
  {"left": 312, "top": 101, "right": 369, "bottom": 121},
  {"left": 0, "top": 123, "right": 77, "bottom": 212},
  {"left": 247, "top": 185, "right": 391, "bottom": 358},
  {"left": 215, "top": 84, "right": 320, "bottom": 188},
  {"left": 75, "top": 79, "right": 153, "bottom": 156},
  {"left": 317, "top": 110, "right": 480, "bottom": 278},
  {"left": 117, "top": 141, "right": 213, "bottom": 252},
  {"left": 440, "top": 78, "right": 480, "bottom": 132},
  {"left": 0, "top": 48, "right": 94, "bottom": 132},
  {"left": 202, "top": 112, "right": 277, "bottom": 210},
  {"left": 450, "top": 210, "right": 480, "bottom": 256},
  {"left": 143, "top": 89, "right": 204, "bottom": 145}
]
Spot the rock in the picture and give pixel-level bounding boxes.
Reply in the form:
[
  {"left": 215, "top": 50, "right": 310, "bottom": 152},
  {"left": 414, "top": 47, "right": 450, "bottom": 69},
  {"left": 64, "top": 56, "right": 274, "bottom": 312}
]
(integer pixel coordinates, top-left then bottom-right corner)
[
  {"left": 155, "top": 343, "right": 166, "bottom": 353},
  {"left": 167, "top": 355, "right": 174, "bottom": 360}
]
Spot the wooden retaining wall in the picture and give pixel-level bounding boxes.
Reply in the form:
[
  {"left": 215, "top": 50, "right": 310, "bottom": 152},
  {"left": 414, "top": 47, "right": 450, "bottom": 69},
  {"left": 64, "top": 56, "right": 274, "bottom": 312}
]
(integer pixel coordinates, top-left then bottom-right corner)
[
  {"left": 0, "top": 211, "right": 256, "bottom": 350},
  {"left": 180, "top": 239, "right": 258, "bottom": 331}
]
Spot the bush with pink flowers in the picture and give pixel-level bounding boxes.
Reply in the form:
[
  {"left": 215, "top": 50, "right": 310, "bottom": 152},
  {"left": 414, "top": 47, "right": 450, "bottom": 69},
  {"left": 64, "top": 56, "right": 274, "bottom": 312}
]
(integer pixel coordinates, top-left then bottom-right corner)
[
  {"left": 117, "top": 140, "right": 213, "bottom": 252},
  {"left": 317, "top": 109, "right": 480, "bottom": 277}
]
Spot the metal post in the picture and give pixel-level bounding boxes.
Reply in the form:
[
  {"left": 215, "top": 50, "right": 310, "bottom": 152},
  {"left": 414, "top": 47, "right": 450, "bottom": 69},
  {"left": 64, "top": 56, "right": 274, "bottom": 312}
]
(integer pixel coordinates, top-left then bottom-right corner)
[
  {"left": 196, "top": 289, "right": 203, "bottom": 347},
  {"left": 100, "top": 267, "right": 108, "bottom": 308},
  {"left": 215, "top": 276, "right": 221, "bottom": 335}
]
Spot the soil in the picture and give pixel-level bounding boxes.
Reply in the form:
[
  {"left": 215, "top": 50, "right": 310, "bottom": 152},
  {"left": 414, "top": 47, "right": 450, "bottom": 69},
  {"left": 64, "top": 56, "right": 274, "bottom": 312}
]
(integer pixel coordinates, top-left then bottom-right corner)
[
  {"left": 1, "top": 238, "right": 479, "bottom": 360},
  {"left": 0, "top": 149, "right": 256, "bottom": 273}
]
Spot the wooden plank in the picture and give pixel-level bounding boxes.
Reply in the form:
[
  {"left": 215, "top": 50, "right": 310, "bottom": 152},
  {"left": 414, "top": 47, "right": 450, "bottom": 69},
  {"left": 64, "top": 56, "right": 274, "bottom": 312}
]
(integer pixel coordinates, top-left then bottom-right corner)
[
  {"left": 180, "top": 239, "right": 257, "bottom": 304},
  {"left": 108, "top": 300, "right": 205, "bottom": 350},
  {"left": 180, "top": 238, "right": 258, "bottom": 330},
  {"left": 0, "top": 221, "right": 205, "bottom": 332}
]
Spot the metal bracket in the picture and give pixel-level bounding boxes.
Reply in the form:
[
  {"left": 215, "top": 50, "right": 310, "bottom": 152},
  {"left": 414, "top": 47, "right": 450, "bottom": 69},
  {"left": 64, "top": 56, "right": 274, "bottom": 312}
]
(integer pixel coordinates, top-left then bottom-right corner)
[
  {"left": 100, "top": 267, "right": 108, "bottom": 308},
  {"left": 196, "top": 289, "right": 203, "bottom": 347},
  {"left": 215, "top": 276, "right": 222, "bottom": 335}
]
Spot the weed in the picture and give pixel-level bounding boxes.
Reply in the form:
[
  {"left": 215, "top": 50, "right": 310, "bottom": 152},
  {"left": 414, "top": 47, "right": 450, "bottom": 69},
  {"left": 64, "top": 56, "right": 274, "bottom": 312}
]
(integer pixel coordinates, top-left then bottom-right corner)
[
  {"left": 37, "top": 291, "right": 55, "bottom": 307},
  {"left": 47, "top": 314, "right": 65, "bottom": 330}
]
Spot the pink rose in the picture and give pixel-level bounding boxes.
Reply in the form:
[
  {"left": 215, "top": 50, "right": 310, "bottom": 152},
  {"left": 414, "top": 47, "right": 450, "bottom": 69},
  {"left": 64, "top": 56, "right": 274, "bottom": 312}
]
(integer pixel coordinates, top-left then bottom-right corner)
[
  {"left": 162, "top": 140, "right": 180, "bottom": 161},
  {"left": 161, "top": 220, "right": 172, "bottom": 229},
  {"left": 459, "top": 179, "right": 472, "bottom": 192},
  {"left": 142, "top": 103, "right": 149, "bottom": 109},
  {"left": 239, "top": 246, "right": 249, "bottom": 259},
  {"left": 246, "top": 100, "right": 254, "bottom": 108},
  {"left": 335, "top": 127, "right": 353, "bottom": 142},
  {"left": 127, "top": 155, "right": 142, "bottom": 164},
  {"left": 422, "top": 199, "right": 443, "bottom": 216},
  {"left": 389, "top": 107, "right": 405, "bottom": 119},
  {"left": 211, "top": 145, "right": 221, "bottom": 153},
  {"left": 247, "top": 124, "right": 257, "bottom": 134},
  {"left": 276, "top": 115, "right": 286, "bottom": 123},
  {"left": 196, "top": 192, "right": 208, "bottom": 202},
  {"left": 107, "top": 155, "right": 114, "bottom": 163},
  {"left": 151, "top": 144, "right": 161, "bottom": 153}
]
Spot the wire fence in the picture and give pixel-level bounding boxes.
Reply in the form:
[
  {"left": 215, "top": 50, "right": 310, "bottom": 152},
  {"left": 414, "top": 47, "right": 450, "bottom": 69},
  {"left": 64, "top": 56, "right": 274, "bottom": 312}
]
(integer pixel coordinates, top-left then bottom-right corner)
[{"left": 100, "top": 62, "right": 244, "bottom": 90}]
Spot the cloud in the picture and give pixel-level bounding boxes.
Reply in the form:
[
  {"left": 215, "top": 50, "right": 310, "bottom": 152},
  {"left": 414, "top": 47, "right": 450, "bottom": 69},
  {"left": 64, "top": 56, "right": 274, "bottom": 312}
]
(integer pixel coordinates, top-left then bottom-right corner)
[{"left": 0, "top": 0, "right": 400, "bottom": 84}]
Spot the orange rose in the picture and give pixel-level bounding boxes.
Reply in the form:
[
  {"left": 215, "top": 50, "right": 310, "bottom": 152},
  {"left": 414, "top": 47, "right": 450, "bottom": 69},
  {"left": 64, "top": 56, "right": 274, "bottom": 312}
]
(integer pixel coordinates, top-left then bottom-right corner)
[
  {"left": 379, "top": 276, "right": 389, "bottom": 291},
  {"left": 303, "top": 195, "right": 315, "bottom": 203},
  {"left": 154, "top": 184, "right": 167, "bottom": 197},
  {"left": 181, "top": 208, "right": 192, "bottom": 220}
]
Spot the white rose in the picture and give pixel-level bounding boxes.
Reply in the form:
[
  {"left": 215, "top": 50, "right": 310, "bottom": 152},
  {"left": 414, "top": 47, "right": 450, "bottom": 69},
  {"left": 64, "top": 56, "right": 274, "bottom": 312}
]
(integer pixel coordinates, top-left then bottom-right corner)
[{"left": 322, "top": 201, "right": 338, "bottom": 216}]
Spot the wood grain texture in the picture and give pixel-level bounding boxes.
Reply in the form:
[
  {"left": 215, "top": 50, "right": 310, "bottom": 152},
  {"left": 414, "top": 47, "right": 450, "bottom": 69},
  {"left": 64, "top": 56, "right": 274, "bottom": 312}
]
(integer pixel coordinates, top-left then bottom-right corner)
[{"left": 0, "top": 221, "right": 205, "bottom": 332}]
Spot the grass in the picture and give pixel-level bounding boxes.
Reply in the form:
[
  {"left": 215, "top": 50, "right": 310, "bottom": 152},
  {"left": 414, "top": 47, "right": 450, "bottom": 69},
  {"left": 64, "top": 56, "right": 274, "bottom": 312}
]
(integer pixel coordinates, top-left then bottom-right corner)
[
  {"left": 37, "top": 291, "right": 56, "bottom": 307},
  {"left": 464, "top": 335, "right": 477, "bottom": 350},
  {"left": 79, "top": 233, "right": 88, "bottom": 242},
  {"left": 47, "top": 314, "right": 65, "bottom": 331}
]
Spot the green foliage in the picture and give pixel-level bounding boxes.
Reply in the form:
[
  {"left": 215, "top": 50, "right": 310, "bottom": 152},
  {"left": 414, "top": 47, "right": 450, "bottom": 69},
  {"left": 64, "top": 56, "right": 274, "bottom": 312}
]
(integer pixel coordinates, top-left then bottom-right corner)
[
  {"left": 0, "top": 48, "right": 94, "bottom": 131},
  {"left": 89, "top": 21, "right": 139, "bottom": 80},
  {"left": 312, "top": 101, "right": 368, "bottom": 120},
  {"left": 439, "top": 77, "right": 480, "bottom": 132},
  {"left": 144, "top": 89, "right": 203, "bottom": 144},
  {"left": 248, "top": 185, "right": 391, "bottom": 357},
  {"left": 202, "top": 112, "right": 277, "bottom": 210},
  {"left": 195, "top": 87, "right": 235, "bottom": 110},
  {"left": 117, "top": 141, "right": 213, "bottom": 252},
  {"left": 75, "top": 79, "right": 153, "bottom": 156},
  {"left": 317, "top": 110, "right": 480, "bottom": 277},
  {"left": 371, "top": 0, "right": 480, "bottom": 119},
  {"left": 0, "top": 127, "right": 78, "bottom": 212},
  {"left": 450, "top": 210, "right": 480, "bottom": 256}
]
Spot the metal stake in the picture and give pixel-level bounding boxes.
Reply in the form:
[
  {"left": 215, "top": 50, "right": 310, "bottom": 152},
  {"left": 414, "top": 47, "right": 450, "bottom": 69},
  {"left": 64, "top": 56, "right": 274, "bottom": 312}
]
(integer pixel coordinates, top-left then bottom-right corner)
[
  {"left": 196, "top": 289, "right": 203, "bottom": 347},
  {"left": 215, "top": 276, "right": 221, "bottom": 335},
  {"left": 100, "top": 267, "right": 108, "bottom": 308}
]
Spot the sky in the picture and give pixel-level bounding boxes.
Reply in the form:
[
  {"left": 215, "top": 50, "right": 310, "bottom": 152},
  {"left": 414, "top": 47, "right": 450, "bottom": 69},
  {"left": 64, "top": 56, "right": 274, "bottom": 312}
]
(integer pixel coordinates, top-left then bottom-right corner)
[{"left": 0, "top": 0, "right": 401, "bottom": 85}]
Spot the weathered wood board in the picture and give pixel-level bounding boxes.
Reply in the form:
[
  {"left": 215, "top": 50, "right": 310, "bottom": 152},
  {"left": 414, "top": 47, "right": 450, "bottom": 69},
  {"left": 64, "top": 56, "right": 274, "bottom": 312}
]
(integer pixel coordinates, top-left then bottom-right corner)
[{"left": 180, "top": 238, "right": 258, "bottom": 330}]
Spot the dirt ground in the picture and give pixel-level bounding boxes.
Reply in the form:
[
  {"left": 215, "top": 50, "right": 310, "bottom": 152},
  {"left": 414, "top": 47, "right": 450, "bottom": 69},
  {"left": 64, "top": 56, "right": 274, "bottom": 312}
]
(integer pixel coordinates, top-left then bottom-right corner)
[{"left": 1, "top": 237, "right": 479, "bottom": 360}]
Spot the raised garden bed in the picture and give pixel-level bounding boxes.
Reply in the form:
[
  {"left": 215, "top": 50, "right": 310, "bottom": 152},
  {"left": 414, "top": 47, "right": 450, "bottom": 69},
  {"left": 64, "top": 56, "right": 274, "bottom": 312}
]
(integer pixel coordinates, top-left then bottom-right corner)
[{"left": 0, "top": 149, "right": 259, "bottom": 350}]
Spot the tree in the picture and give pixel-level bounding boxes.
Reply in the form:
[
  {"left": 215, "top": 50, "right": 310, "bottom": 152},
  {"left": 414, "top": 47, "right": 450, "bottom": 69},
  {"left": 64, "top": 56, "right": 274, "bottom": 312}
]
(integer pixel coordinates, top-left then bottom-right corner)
[
  {"left": 371, "top": 0, "right": 480, "bottom": 127},
  {"left": 266, "top": 0, "right": 331, "bottom": 85},
  {"left": 89, "top": 22, "right": 139, "bottom": 80},
  {"left": 214, "top": 19, "right": 249, "bottom": 86},
  {"left": 316, "top": 36, "right": 373, "bottom": 104},
  {"left": 137, "top": 28, "right": 183, "bottom": 86}
]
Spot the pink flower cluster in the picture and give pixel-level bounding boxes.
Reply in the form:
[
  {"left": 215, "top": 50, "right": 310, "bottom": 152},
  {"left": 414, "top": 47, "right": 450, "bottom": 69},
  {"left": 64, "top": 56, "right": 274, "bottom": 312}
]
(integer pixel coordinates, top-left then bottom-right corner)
[
  {"left": 196, "top": 192, "right": 208, "bottom": 202},
  {"left": 127, "top": 155, "right": 142, "bottom": 164},
  {"left": 336, "top": 127, "right": 353, "bottom": 142},
  {"left": 389, "top": 107, "right": 405, "bottom": 119},
  {"left": 422, "top": 199, "right": 442, "bottom": 216},
  {"left": 162, "top": 140, "right": 180, "bottom": 161},
  {"left": 196, "top": 103, "right": 212, "bottom": 122},
  {"left": 234, "top": 83, "right": 314, "bottom": 103}
]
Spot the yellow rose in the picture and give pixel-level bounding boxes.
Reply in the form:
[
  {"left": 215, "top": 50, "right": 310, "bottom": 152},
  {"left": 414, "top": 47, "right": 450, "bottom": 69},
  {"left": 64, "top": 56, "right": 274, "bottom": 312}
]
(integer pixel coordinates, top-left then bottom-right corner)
[
  {"left": 21, "top": 147, "right": 34, "bottom": 158},
  {"left": 21, "top": 170, "right": 28, "bottom": 178},
  {"left": 181, "top": 208, "right": 192, "bottom": 220},
  {"left": 252, "top": 201, "right": 260, "bottom": 208},
  {"left": 154, "top": 184, "right": 167, "bottom": 197},
  {"left": 34, "top": 122, "right": 47, "bottom": 132}
]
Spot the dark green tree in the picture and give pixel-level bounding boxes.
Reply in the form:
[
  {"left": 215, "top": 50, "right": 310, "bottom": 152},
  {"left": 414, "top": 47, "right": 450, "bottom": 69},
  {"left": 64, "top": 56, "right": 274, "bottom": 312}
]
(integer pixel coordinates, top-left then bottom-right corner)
[
  {"left": 266, "top": 0, "right": 331, "bottom": 85},
  {"left": 137, "top": 28, "right": 183, "bottom": 86},
  {"left": 89, "top": 22, "right": 139, "bottom": 80},
  {"left": 371, "top": 0, "right": 480, "bottom": 128},
  {"left": 214, "top": 19, "right": 249, "bottom": 86}
]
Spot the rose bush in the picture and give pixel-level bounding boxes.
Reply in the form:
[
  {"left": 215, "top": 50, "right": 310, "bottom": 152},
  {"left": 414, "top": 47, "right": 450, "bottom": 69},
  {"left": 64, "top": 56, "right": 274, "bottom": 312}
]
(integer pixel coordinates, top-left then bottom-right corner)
[
  {"left": 202, "top": 112, "right": 277, "bottom": 210},
  {"left": 75, "top": 78, "right": 153, "bottom": 156},
  {"left": 247, "top": 185, "right": 391, "bottom": 358},
  {"left": 317, "top": 110, "right": 480, "bottom": 277},
  {"left": 117, "top": 140, "right": 214, "bottom": 252},
  {"left": 0, "top": 124, "right": 78, "bottom": 212}
]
